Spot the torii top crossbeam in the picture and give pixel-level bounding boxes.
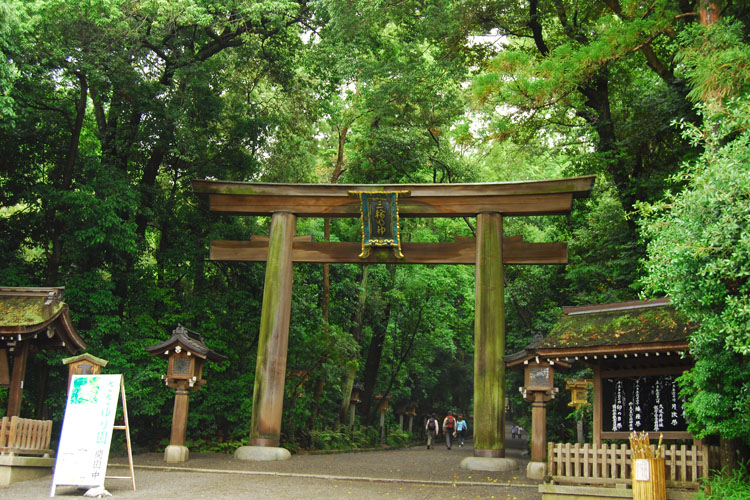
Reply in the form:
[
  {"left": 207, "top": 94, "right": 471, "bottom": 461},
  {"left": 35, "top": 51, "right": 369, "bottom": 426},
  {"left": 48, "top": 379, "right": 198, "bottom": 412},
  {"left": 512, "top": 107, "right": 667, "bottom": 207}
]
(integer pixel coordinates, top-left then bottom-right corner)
[{"left": 193, "top": 176, "right": 595, "bottom": 218}]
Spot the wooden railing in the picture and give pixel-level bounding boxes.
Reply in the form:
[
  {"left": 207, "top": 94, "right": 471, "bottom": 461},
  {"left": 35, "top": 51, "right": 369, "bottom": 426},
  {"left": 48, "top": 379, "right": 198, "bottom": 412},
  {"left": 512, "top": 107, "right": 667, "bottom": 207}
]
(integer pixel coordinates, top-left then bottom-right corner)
[
  {"left": 547, "top": 442, "right": 710, "bottom": 489},
  {"left": 0, "top": 416, "right": 54, "bottom": 457}
]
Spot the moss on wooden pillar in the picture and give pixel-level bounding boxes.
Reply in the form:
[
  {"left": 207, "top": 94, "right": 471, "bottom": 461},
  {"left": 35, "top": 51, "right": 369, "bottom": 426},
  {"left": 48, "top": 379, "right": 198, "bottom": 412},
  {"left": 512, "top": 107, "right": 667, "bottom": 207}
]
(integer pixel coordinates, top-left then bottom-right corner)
[
  {"left": 473, "top": 212, "right": 506, "bottom": 456},
  {"left": 249, "top": 212, "right": 296, "bottom": 447}
]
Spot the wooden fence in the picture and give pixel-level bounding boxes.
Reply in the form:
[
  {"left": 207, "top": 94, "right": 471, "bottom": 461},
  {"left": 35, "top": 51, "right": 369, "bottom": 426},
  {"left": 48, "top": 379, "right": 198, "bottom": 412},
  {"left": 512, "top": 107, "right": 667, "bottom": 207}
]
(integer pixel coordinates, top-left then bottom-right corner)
[
  {"left": 547, "top": 442, "right": 711, "bottom": 489},
  {"left": 0, "top": 416, "right": 54, "bottom": 457}
]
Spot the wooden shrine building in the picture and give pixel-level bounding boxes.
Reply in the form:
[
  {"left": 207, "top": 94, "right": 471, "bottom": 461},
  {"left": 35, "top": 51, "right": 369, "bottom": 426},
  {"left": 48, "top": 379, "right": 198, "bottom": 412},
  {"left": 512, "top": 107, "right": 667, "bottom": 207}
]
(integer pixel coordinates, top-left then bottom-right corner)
[
  {"left": 506, "top": 298, "right": 698, "bottom": 463},
  {"left": 0, "top": 287, "right": 87, "bottom": 417},
  {"left": 192, "top": 175, "right": 594, "bottom": 460}
]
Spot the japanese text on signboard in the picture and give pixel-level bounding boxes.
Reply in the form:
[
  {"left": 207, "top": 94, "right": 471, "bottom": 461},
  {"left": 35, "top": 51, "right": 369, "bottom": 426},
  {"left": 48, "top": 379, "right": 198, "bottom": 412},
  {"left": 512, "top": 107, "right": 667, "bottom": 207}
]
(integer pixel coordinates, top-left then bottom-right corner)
[
  {"left": 51, "top": 374, "right": 121, "bottom": 489},
  {"left": 603, "top": 375, "right": 686, "bottom": 433}
]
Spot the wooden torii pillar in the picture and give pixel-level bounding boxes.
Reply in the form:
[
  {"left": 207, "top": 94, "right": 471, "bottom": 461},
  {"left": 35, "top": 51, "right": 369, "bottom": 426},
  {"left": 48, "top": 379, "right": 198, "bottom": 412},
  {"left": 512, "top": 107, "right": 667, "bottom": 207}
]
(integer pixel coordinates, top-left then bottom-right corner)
[{"left": 192, "top": 176, "right": 594, "bottom": 459}]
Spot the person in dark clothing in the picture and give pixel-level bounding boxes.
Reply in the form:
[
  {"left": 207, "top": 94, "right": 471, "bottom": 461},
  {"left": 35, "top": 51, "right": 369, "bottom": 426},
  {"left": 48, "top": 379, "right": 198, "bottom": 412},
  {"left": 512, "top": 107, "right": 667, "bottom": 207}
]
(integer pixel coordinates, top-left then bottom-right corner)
[
  {"left": 425, "top": 414, "right": 438, "bottom": 449},
  {"left": 442, "top": 411, "right": 456, "bottom": 449}
]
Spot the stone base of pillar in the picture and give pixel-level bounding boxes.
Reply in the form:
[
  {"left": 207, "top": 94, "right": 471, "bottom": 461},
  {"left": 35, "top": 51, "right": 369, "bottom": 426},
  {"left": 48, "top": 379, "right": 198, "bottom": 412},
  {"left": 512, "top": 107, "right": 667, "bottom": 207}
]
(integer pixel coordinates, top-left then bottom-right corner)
[
  {"left": 234, "top": 445, "right": 291, "bottom": 462},
  {"left": 526, "top": 460, "right": 547, "bottom": 480},
  {"left": 164, "top": 445, "right": 189, "bottom": 463},
  {"left": 460, "top": 457, "right": 518, "bottom": 472},
  {"left": 473, "top": 448, "right": 506, "bottom": 458}
]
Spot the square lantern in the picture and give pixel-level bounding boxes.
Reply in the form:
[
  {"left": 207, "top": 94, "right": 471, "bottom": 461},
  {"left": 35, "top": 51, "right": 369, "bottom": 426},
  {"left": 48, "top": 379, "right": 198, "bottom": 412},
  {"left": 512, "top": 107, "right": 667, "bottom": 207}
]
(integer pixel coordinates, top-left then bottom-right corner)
[
  {"left": 375, "top": 393, "right": 391, "bottom": 413},
  {"left": 351, "top": 382, "right": 364, "bottom": 405},
  {"left": 166, "top": 348, "right": 203, "bottom": 386},
  {"left": 146, "top": 325, "right": 226, "bottom": 391},
  {"left": 525, "top": 360, "right": 554, "bottom": 392},
  {"left": 565, "top": 378, "right": 593, "bottom": 408}
]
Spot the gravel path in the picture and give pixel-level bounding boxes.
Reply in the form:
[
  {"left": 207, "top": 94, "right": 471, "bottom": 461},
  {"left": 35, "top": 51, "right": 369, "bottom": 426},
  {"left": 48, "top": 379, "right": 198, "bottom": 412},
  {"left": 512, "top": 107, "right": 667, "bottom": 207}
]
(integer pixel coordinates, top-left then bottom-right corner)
[{"left": 2, "top": 438, "right": 542, "bottom": 500}]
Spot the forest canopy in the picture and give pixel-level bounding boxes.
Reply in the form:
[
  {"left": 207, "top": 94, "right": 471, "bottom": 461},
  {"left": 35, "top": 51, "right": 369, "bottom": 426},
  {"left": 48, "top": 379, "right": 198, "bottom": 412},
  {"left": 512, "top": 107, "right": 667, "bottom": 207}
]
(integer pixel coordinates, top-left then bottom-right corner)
[{"left": 1, "top": 0, "right": 748, "bottom": 459}]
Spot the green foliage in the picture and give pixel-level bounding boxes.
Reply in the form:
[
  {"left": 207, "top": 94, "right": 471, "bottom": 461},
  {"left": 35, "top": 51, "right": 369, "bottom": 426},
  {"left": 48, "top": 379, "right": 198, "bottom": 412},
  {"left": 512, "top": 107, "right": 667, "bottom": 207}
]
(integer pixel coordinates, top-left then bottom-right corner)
[
  {"left": 307, "top": 428, "right": 375, "bottom": 451},
  {"left": 639, "top": 19, "right": 750, "bottom": 443},
  {"left": 306, "top": 426, "right": 413, "bottom": 452},
  {"left": 696, "top": 463, "right": 750, "bottom": 500},
  {"left": 184, "top": 437, "right": 249, "bottom": 454},
  {"left": 385, "top": 429, "right": 413, "bottom": 448}
]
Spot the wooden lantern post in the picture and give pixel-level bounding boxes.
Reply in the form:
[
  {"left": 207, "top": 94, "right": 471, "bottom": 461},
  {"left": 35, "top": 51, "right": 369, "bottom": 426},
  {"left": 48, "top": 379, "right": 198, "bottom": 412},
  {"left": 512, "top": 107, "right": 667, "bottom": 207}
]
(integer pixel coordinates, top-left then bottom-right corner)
[
  {"left": 146, "top": 325, "right": 226, "bottom": 463},
  {"left": 349, "top": 383, "right": 363, "bottom": 430},
  {"left": 520, "top": 359, "right": 558, "bottom": 475},
  {"left": 376, "top": 394, "right": 391, "bottom": 444},
  {"left": 406, "top": 402, "right": 418, "bottom": 434}
]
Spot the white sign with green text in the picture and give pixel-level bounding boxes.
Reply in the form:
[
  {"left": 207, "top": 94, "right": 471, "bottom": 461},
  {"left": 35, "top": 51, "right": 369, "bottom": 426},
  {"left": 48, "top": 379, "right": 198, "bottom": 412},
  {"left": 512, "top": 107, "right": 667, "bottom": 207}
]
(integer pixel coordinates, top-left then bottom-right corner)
[{"left": 50, "top": 374, "right": 121, "bottom": 494}]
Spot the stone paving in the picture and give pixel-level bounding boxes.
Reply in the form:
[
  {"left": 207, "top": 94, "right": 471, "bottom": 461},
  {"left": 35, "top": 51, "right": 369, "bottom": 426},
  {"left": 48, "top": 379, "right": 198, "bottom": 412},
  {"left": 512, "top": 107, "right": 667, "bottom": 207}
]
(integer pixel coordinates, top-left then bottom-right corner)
[{"left": 1, "top": 437, "right": 542, "bottom": 500}]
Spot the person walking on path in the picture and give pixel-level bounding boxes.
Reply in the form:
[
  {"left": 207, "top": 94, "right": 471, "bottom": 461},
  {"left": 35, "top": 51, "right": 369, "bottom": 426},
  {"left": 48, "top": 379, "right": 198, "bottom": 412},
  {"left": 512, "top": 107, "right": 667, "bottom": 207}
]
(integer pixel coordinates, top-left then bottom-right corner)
[
  {"left": 455, "top": 414, "right": 467, "bottom": 447},
  {"left": 425, "top": 414, "right": 438, "bottom": 449},
  {"left": 442, "top": 411, "right": 457, "bottom": 449}
]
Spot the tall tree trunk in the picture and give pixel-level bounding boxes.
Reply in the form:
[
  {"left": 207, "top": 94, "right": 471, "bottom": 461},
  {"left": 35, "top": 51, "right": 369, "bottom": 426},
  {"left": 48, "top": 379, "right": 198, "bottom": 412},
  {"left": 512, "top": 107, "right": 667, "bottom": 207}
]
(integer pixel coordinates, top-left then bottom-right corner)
[
  {"left": 360, "top": 265, "right": 396, "bottom": 425},
  {"left": 699, "top": 0, "right": 721, "bottom": 26},
  {"left": 577, "top": 69, "right": 640, "bottom": 237},
  {"left": 45, "top": 72, "right": 88, "bottom": 286},
  {"left": 309, "top": 126, "right": 349, "bottom": 428},
  {"left": 338, "top": 265, "right": 369, "bottom": 425}
]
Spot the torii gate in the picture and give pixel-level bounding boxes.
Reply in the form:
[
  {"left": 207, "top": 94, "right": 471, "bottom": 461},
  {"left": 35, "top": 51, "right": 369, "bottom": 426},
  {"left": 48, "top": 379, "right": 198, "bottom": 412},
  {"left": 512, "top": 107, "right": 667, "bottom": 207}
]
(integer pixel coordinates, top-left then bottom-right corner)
[{"left": 192, "top": 176, "right": 594, "bottom": 460}]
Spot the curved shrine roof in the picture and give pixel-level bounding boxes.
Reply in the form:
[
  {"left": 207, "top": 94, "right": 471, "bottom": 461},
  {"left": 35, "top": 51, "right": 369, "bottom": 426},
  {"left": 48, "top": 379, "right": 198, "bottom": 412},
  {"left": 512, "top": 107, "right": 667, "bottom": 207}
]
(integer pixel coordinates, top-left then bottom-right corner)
[
  {"left": 506, "top": 298, "right": 696, "bottom": 367},
  {"left": 146, "top": 325, "right": 227, "bottom": 362},
  {"left": 0, "top": 287, "right": 87, "bottom": 353},
  {"left": 532, "top": 298, "right": 696, "bottom": 351}
]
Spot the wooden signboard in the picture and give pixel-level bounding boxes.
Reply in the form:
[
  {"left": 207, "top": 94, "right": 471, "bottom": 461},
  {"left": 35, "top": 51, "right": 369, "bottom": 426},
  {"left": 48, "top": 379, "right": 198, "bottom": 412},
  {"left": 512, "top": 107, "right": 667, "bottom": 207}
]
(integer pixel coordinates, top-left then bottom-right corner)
[
  {"left": 50, "top": 374, "right": 135, "bottom": 496},
  {"left": 602, "top": 374, "right": 687, "bottom": 434}
]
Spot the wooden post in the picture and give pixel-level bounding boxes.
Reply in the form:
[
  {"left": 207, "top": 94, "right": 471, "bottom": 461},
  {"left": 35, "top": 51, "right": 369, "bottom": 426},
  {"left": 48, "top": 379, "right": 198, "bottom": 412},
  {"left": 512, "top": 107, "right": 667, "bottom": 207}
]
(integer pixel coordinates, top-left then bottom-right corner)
[
  {"left": 577, "top": 419, "right": 584, "bottom": 444},
  {"left": 473, "top": 212, "right": 506, "bottom": 457},
  {"left": 408, "top": 415, "right": 414, "bottom": 434},
  {"left": 170, "top": 388, "right": 190, "bottom": 447},
  {"left": 7, "top": 341, "right": 30, "bottom": 417},
  {"left": 249, "top": 212, "right": 296, "bottom": 447},
  {"left": 593, "top": 363, "right": 602, "bottom": 448},
  {"left": 531, "top": 392, "right": 547, "bottom": 462},
  {"left": 0, "top": 349, "right": 9, "bottom": 386},
  {"left": 380, "top": 411, "right": 385, "bottom": 444}
]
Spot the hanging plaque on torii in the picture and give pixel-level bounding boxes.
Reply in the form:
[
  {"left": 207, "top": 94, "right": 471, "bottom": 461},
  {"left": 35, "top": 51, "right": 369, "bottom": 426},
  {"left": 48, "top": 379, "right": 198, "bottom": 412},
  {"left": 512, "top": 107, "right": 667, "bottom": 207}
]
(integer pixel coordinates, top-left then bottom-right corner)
[{"left": 349, "top": 190, "right": 410, "bottom": 258}]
